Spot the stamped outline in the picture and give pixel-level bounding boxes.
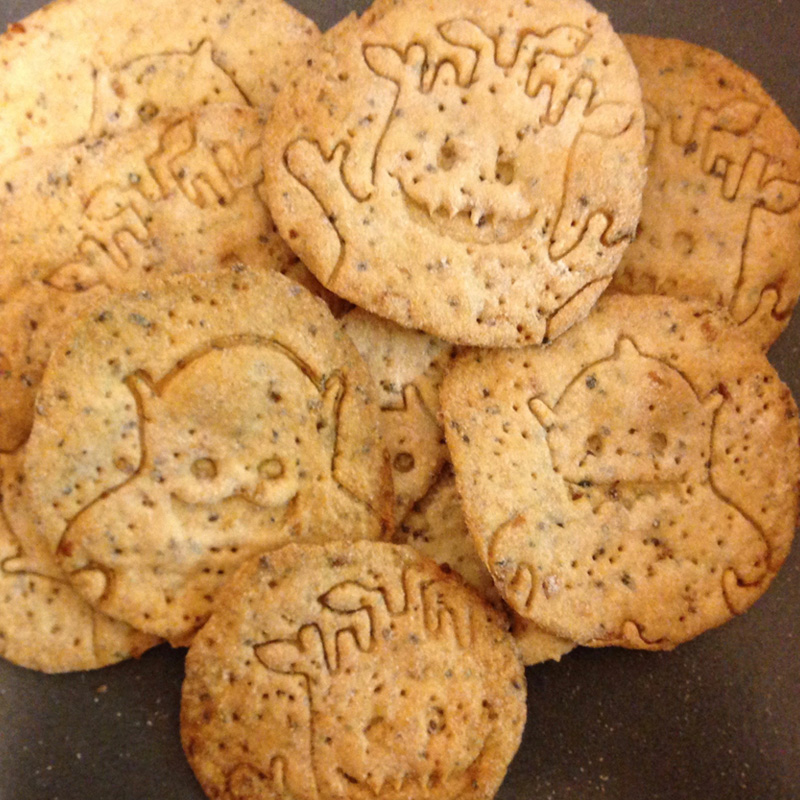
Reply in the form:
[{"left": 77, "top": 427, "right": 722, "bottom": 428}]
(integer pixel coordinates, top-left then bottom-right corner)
[
  {"left": 619, "top": 97, "right": 800, "bottom": 322},
  {"left": 282, "top": 17, "right": 639, "bottom": 301},
  {"left": 251, "top": 564, "right": 485, "bottom": 797},
  {"left": 486, "top": 335, "right": 772, "bottom": 645}
]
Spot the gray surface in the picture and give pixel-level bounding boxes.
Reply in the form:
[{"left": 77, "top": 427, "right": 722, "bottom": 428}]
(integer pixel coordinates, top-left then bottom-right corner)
[{"left": 1, "top": 1, "right": 799, "bottom": 799}]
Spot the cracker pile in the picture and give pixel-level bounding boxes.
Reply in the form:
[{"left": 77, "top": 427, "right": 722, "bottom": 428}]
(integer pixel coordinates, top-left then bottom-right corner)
[{"left": 1, "top": 0, "right": 799, "bottom": 798}]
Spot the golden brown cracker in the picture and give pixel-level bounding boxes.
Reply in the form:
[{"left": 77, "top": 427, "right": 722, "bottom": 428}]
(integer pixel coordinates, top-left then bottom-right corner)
[
  {"left": 441, "top": 292, "right": 800, "bottom": 649},
  {"left": 24, "top": 269, "right": 392, "bottom": 644},
  {"left": 181, "top": 541, "right": 526, "bottom": 800},
  {"left": 0, "top": 0, "right": 318, "bottom": 165},
  {"left": 263, "top": 0, "right": 646, "bottom": 346},
  {"left": 510, "top": 615, "right": 574, "bottom": 665},
  {"left": 341, "top": 308, "right": 453, "bottom": 522},
  {"left": 613, "top": 36, "right": 800, "bottom": 345}
]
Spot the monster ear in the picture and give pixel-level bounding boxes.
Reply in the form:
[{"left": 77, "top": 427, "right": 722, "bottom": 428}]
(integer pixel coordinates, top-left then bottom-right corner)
[
  {"left": 364, "top": 44, "right": 425, "bottom": 88},
  {"left": 615, "top": 336, "right": 638, "bottom": 355},
  {"left": 733, "top": 288, "right": 782, "bottom": 342},
  {"left": 538, "top": 25, "right": 590, "bottom": 58},
  {"left": 713, "top": 99, "right": 763, "bottom": 135},
  {"left": 124, "top": 371, "right": 162, "bottom": 420},
  {"left": 582, "top": 102, "right": 634, "bottom": 138},
  {"left": 319, "top": 372, "right": 344, "bottom": 434},
  {"left": 320, "top": 581, "right": 366, "bottom": 613},
  {"left": 529, "top": 397, "right": 556, "bottom": 430},
  {"left": 759, "top": 177, "right": 800, "bottom": 214},
  {"left": 255, "top": 624, "right": 327, "bottom": 686},
  {"left": 703, "top": 390, "right": 725, "bottom": 415}
]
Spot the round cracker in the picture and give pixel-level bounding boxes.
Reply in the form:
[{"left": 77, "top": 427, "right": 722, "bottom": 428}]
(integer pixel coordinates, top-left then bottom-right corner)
[
  {"left": 441, "top": 292, "right": 800, "bottom": 649},
  {"left": 263, "top": 0, "right": 646, "bottom": 346},
  {"left": 613, "top": 36, "right": 800, "bottom": 346},
  {"left": 24, "top": 269, "right": 392, "bottom": 644},
  {"left": 181, "top": 541, "right": 526, "bottom": 800}
]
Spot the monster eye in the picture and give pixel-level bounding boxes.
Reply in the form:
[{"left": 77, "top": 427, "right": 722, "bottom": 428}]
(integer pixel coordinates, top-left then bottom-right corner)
[
  {"left": 495, "top": 150, "right": 515, "bottom": 185},
  {"left": 650, "top": 432, "right": 668, "bottom": 455},
  {"left": 393, "top": 452, "right": 415, "bottom": 473},
  {"left": 191, "top": 458, "right": 218, "bottom": 479},
  {"left": 258, "top": 458, "right": 285, "bottom": 480},
  {"left": 585, "top": 433, "right": 604, "bottom": 455},
  {"left": 438, "top": 139, "right": 458, "bottom": 171}
]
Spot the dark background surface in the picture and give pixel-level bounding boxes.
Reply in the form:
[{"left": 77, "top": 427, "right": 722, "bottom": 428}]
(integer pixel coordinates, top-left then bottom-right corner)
[{"left": 1, "top": 1, "right": 799, "bottom": 799}]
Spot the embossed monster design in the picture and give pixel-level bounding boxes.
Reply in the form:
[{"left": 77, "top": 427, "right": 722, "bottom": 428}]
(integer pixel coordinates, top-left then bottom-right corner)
[
  {"left": 90, "top": 40, "right": 249, "bottom": 137},
  {"left": 254, "top": 570, "right": 493, "bottom": 798},
  {"left": 490, "top": 337, "right": 769, "bottom": 643},
  {"left": 367, "top": 22, "right": 633, "bottom": 247},
  {"left": 48, "top": 113, "right": 264, "bottom": 292},
  {"left": 0, "top": 107, "right": 270, "bottom": 452},
  {"left": 618, "top": 99, "right": 800, "bottom": 321},
  {"left": 289, "top": 20, "right": 634, "bottom": 252},
  {"left": 58, "top": 339, "right": 374, "bottom": 637}
]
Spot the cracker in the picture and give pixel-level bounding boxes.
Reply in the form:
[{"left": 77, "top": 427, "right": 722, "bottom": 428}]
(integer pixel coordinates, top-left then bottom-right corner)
[
  {"left": 24, "top": 269, "right": 392, "bottom": 644},
  {"left": 181, "top": 541, "right": 526, "bottom": 800},
  {"left": 341, "top": 308, "right": 454, "bottom": 522},
  {"left": 0, "top": 103, "right": 336, "bottom": 453},
  {"left": 510, "top": 615, "right": 574, "bottom": 665},
  {"left": 342, "top": 307, "right": 573, "bottom": 664},
  {"left": 612, "top": 36, "right": 800, "bottom": 345},
  {"left": 263, "top": 0, "right": 646, "bottom": 346},
  {"left": 0, "top": 450, "right": 159, "bottom": 673},
  {"left": 441, "top": 292, "right": 800, "bottom": 648},
  {"left": 0, "top": 0, "right": 318, "bottom": 165}
]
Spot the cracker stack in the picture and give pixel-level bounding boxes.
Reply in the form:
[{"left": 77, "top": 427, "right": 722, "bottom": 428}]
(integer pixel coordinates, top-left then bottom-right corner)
[{"left": 1, "top": 1, "right": 799, "bottom": 800}]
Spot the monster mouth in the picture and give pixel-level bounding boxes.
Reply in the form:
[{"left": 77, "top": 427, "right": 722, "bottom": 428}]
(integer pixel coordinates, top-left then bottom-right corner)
[
  {"left": 170, "top": 493, "right": 296, "bottom": 517},
  {"left": 399, "top": 185, "right": 537, "bottom": 245},
  {"left": 567, "top": 479, "right": 692, "bottom": 506}
]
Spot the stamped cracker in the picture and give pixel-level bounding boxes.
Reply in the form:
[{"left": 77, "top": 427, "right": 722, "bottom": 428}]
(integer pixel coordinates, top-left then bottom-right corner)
[
  {"left": 342, "top": 308, "right": 573, "bottom": 664},
  {"left": 181, "top": 541, "right": 526, "bottom": 800},
  {"left": 441, "top": 292, "right": 800, "bottom": 649},
  {"left": 0, "top": 0, "right": 318, "bottom": 165},
  {"left": 613, "top": 36, "right": 800, "bottom": 345},
  {"left": 0, "top": 103, "right": 337, "bottom": 454},
  {"left": 263, "top": 0, "right": 646, "bottom": 346},
  {"left": 23, "top": 269, "right": 392, "bottom": 644}
]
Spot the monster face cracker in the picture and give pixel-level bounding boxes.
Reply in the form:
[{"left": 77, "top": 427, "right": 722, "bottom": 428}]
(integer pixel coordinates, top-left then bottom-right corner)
[
  {"left": 614, "top": 36, "right": 800, "bottom": 347},
  {"left": 182, "top": 541, "right": 526, "bottom": 800},
  {"left": 442, "top": 293, "right": 799, "bottom": 649},
  {"left": 342, "top": 307, "right": 575, "bottom": 665},
  {"left": 24, "top": 270, "right": 392, "bottom": 644},
  {"left": 263, "top": 0, "right": 646, "bottom": 346},
  {"left": 0, "top": 0, "right": 319, "bottom": 165}
]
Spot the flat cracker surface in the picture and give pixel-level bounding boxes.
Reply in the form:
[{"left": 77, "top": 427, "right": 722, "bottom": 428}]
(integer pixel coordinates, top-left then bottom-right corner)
[
  {"left": 24, "top": 269, "right": 392, "bottom": 644},
  {"left": 441, "top": 293, "right": 800, "bottom": 648},
  {"left": 0, "top": 0, "right": 318, "bottom": 166},
  {"left": 613, "top": 36, "right": 800, "bottom": 345},
  {"left": 263, "top": 0, "right": 645, "bottom": 346},
  {"left": 181, "top": 541, "right": 526, "bottom": 800}
]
